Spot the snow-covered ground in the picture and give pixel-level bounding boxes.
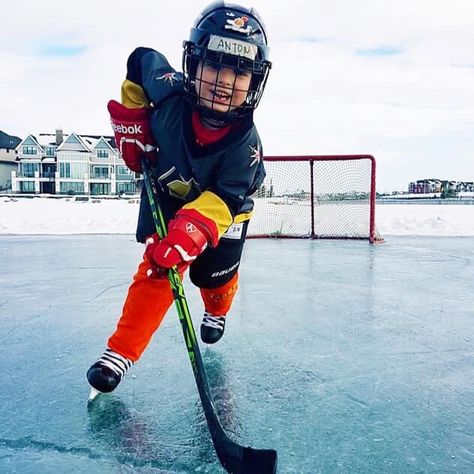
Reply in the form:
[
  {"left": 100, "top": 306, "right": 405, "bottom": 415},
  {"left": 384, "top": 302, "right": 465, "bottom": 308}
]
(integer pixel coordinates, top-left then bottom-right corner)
[
  {"left": 376, "top": 203, "right": 474, "bottom": 236},
  {"left": 0, "top": 196, "right": 473, "bottom": 236}
]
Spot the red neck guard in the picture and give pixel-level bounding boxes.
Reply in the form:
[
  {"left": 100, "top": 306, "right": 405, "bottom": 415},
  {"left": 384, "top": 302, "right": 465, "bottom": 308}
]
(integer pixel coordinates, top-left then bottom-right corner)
[{"left": 192, "top": 111, "right": 231, "bottom": 146}]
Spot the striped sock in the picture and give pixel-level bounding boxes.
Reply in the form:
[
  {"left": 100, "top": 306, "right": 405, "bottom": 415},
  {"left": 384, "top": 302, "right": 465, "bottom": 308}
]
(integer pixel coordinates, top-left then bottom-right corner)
[{"left": 97, "top": 348, "right": 133, "bottom": 379}]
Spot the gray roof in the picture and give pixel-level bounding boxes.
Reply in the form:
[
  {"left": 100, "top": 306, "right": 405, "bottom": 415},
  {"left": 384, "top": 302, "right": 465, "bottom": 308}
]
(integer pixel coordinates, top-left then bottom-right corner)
[{"left": 0, "top": 130, "right": 21, "bottom": 149}]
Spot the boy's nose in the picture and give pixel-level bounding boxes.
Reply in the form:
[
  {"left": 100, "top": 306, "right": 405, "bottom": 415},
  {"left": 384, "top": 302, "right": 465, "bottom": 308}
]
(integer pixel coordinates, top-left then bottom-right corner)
[{"left": 216, "top": 68, "right": 234, "bottom": 86}]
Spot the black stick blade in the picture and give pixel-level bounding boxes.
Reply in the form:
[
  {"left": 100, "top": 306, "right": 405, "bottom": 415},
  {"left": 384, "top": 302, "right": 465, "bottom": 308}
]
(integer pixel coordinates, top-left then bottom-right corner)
[
  {"left": 241, "top": 447, "right": 278, "bottom": 474},
  {"left": 217, "top": 442, "right": 278, "bottom": 474}
]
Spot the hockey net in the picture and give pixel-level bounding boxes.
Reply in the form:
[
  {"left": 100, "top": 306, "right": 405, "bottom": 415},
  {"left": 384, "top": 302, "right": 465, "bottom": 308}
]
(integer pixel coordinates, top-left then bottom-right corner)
[{"left": 248, "top": 155, "right": 382, "bottom": 243}]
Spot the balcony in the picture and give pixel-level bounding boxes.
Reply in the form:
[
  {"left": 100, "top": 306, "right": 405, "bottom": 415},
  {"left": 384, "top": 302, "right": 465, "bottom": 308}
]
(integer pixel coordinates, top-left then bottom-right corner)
[
  {"left": 17, "top": 171, "right": 36, "bottom": 178},
  {"left": 91, "top": 172, "right": 110, "bottom": 179}
]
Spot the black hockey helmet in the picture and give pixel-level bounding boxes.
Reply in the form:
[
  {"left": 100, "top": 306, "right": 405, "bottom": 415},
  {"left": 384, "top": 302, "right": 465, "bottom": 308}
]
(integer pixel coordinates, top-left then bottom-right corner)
[{"left": 183, "top": 0, "right": 271, "bottom": 124}]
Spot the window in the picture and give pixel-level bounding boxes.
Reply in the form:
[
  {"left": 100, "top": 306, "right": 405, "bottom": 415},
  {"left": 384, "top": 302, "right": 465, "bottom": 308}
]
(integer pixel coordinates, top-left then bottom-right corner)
[
  {"left": 90, "top": 183, "right": 111, "bottom": 195},
  {"left": 60, "top": 182, "right": 84, "bottom": 194},
  {"left": 22, "top": 146, "right": 37, "bottom": 155},
  {"left": 45, "top": 147, "right": 56, "bottom": 156},
  {"left": 20, "top": 181, "right": 35, "bottom": 193},
  {"left": 117, "top": 182, "right": 136, "bottom": 194},
  {"left": 93, "top": 167, "right": 109, "bottom": 179},
  {"left": 97, "top": 149, "right": 109, "bottom": 158},
  {"left": 59, "top": 162, "right": 71, "bottom": 178},
  {"left": 21, "top": 162, "right": 38, "bottom": 177},
  {"left": 117, "top": 166, "right": 132, "bottom": 175}
]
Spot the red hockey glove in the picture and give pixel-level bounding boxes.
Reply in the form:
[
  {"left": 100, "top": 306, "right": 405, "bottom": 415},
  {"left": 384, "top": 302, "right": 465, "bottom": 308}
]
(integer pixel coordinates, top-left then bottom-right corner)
[
  {"left": 144, "top": 217, "right": 210, "bottom": 278},
  {"left": 107, "top": 99, "right": 157, "bottom": 173}
]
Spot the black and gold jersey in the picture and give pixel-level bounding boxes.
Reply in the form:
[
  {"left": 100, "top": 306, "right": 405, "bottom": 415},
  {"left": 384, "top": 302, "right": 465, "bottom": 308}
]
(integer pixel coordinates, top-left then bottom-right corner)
[{"left": 122, "top": 47, "right": 266, "bottom": 244}]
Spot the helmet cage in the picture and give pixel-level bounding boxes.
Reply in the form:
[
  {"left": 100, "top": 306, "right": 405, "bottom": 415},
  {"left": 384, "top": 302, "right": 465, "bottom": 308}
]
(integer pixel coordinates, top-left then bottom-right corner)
[
  {"left": 182, "top": 0, "right": 271, "bottom": 125},
  {"left": 183, "top": 41, "right": 271, "bottom": 124}
]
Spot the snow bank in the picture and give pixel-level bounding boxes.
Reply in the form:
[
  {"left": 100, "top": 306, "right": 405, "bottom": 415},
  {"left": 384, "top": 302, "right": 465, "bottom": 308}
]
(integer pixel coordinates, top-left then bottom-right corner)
[
  {"left": 376, "top": 204, "right": 474, "bottom": 236},
  {"left": 0, "top": 196, "right": 473, "bottom": 236},
  {"left": 0, "top": 197, "right": 138, "bottom": 235}
]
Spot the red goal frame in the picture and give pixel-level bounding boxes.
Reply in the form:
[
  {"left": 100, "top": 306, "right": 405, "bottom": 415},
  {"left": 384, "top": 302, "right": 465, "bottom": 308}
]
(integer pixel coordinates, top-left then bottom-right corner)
[{"left": 249, "top": 154, "right": 380, "bottom": 243}]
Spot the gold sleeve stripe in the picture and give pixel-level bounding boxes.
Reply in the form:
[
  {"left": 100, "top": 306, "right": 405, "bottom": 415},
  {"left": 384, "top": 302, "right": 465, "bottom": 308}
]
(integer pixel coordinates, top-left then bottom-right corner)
[
  {"left": 234, "top": 212, "right": 253, "bottom": 224},
  {"left": 183, "top": 191, "right": 233, "bottom": 238},
  {"left": 121, "top": 79, "right": 150, "bottom": 108}
]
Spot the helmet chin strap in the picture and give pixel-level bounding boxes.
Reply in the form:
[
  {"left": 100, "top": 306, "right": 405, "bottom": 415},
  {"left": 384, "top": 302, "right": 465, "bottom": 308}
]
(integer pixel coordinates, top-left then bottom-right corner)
[{"left": 198, "top": 104, "right": 252, "bottom": 128}]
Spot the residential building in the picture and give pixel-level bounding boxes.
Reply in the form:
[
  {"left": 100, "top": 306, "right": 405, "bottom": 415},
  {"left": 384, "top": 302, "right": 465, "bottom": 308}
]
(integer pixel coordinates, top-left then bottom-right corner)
[
  {"left": 0, "top": 130, "right": 21, "bottom": 191},
  {"left": 454, "top": 181, "right": 473, "bottom": 192},
  {"left": 408, "top": 178, "right": 473, "bottom": 196},
  {"left": 408, "top": 179, "right": 442, "bottom": 194},
  {"left": 12, "top": 129, "right": 139, "bottom": 195}
]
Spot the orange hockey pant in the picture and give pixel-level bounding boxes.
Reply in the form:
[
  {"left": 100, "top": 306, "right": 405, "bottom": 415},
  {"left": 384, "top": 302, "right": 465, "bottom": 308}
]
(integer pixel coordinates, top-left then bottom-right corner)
[{"left": 107, "top": 257, "right": 238, "bottom": 362}]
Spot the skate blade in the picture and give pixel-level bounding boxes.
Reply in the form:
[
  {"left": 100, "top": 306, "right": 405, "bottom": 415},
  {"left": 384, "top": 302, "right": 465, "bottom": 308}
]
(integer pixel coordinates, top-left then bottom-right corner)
[{"left": 88, "top": 387, "right": 101, "bottom": 404}]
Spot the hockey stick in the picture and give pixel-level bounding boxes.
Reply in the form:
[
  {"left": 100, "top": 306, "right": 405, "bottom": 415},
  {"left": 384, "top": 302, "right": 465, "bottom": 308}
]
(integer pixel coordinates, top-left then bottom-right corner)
[{"left": 141, "top": 158, "right": 277, "bottom": 474}]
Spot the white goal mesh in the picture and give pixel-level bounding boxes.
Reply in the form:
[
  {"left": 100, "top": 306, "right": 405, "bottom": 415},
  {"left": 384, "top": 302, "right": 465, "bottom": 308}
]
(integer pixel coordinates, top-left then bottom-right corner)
[{"left": 248, "top": 155, "right": 381, "bottom": 243}]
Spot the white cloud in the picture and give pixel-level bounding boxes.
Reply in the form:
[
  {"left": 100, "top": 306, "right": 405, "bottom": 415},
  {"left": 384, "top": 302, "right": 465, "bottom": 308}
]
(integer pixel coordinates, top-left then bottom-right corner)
[{"left": 1, "top": 0, "right": 474, "bottom": 190}]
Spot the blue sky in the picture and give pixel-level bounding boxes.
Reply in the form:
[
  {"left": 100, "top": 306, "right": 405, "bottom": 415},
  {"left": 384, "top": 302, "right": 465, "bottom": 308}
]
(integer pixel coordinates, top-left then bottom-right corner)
[
  {"left": 36, "top": 45, "right": 88, "bottom": 57},
  {"left": 356, "top": 46, "right": 403, "bottom": 56},
  {"left": 1, "top": 0, "right": 473, "bottom": 192}
]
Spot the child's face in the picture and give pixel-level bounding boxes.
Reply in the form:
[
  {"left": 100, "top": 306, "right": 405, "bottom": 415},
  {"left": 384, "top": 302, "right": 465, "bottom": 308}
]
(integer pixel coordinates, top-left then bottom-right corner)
[{"left": 195, "top": 61, "right": 252, "bottom": 113}]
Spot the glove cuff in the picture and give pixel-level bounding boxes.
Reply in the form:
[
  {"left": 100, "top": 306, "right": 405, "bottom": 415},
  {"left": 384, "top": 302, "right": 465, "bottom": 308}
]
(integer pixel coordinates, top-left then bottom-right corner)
[
  {"left": 168, "top": 217, "right": 209, "bottom": 254},
  {"left": 107, "top": 99, "right": 150, "bottom": 121}
]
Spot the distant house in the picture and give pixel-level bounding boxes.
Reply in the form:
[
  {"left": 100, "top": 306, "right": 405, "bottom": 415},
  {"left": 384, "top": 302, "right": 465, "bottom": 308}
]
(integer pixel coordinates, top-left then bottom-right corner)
[
  {"left": 0, "top": 130, "right": 21, "bottom": 191},
  {"left": 408, "top": 179, "right": 442, "bottom": 194},
  {"left": 408, "top": 178, "right": 473, "bottom": 197},
  {"left": 457, "top": 181, "right": 473, "bottom": 192},
  {"left": 441, "top": 180, "right": 458, "bottom": 193},
  {"left": 12, "top": 129, "right": 139, "bottom": 195}
]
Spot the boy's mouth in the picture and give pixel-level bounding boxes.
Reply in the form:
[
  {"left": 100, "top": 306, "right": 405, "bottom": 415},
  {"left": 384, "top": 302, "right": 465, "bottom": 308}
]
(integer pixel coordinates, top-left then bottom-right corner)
[{"left": 211, "top": 88, "right": 231, "bottom": 103}]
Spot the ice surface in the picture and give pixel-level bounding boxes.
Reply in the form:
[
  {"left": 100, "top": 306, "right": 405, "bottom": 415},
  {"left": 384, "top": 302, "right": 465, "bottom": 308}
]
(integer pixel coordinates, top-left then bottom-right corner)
[{"left": 0, "top": 235, "right": 473, "bottom": 473}]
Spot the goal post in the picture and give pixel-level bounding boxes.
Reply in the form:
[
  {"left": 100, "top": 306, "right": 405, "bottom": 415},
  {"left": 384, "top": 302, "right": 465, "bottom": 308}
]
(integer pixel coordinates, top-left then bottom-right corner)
[{"left": 248, "top": 155, "right": 382, "bottom": 243}]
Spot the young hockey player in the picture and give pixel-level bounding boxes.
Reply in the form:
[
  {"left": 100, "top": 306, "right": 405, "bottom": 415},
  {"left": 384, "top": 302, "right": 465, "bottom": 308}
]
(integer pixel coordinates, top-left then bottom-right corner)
[{"left": 87, "top": 0, "right": 271, "bottom": 394}]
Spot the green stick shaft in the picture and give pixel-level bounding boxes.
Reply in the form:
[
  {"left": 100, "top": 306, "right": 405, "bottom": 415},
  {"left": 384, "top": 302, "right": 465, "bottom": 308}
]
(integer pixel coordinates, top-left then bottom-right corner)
[{"left": 141, "top": 159, "right": 213, "bottom": 397}]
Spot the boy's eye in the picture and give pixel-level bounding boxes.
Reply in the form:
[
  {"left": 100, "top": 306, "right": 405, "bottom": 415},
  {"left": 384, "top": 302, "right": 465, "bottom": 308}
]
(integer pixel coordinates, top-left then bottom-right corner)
[
  {"left": 237, "top": 70, "right": 251, "bottom": 78},
  {"left": 204, "top": 61, "right": 218, "bottom": 70}
]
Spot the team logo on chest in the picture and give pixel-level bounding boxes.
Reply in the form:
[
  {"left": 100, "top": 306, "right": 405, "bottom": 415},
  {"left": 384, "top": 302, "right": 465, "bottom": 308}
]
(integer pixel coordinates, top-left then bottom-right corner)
[{"left": 158, "top": 167, "right": 200, "bottom": 199}]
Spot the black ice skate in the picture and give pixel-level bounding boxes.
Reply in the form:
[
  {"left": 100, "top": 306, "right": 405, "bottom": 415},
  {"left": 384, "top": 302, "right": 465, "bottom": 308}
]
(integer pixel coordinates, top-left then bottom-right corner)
[
  {"left": 200, "top": 312, "right": 226, "bottom": 344},
  {"left": 87, "top": 348, "right": 133, "bottom": 401}
]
